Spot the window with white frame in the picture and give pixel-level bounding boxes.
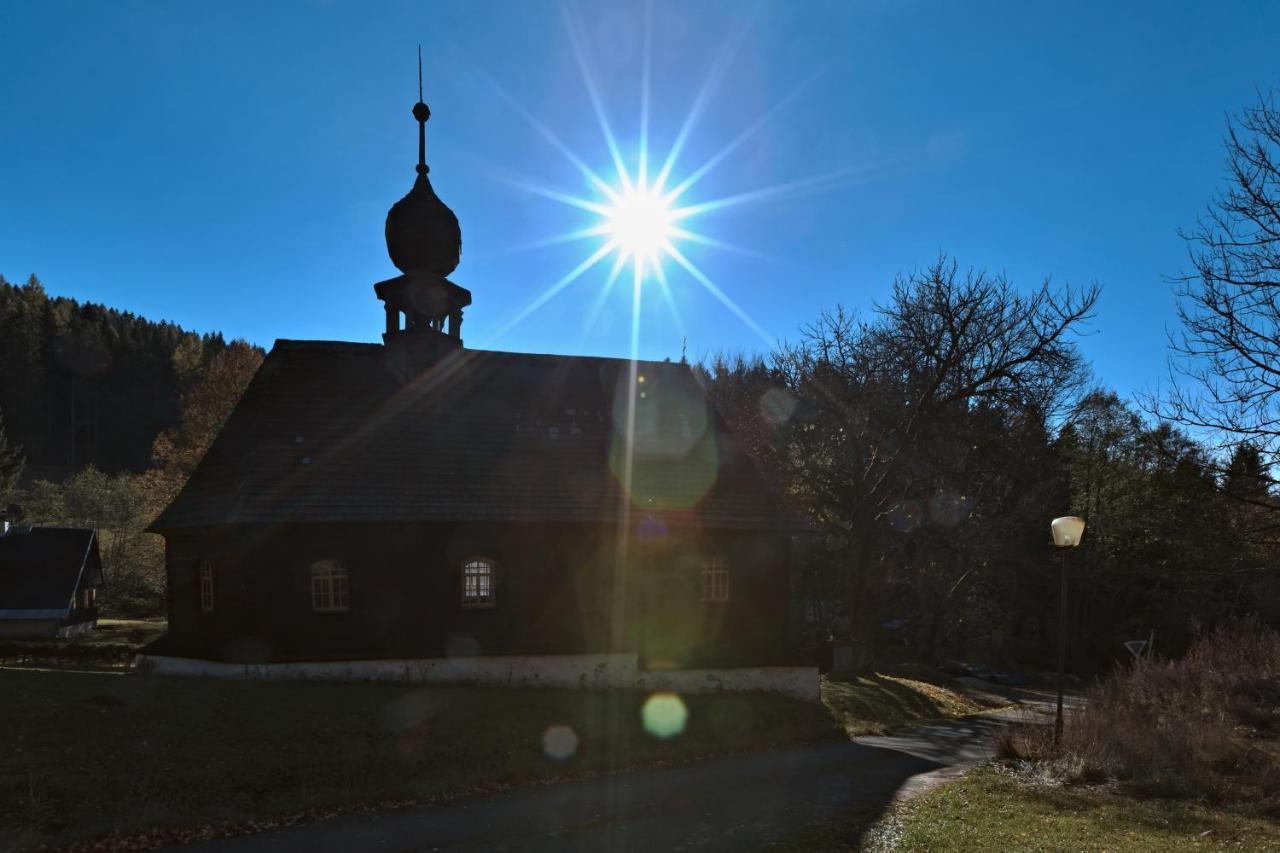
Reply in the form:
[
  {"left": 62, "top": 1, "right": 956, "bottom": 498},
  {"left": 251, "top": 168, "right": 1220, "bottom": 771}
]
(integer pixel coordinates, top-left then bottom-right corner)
[
  {"left": 701, "top": 556, "right": 730, "bottom": 603},
  {"left": 462, "top": 558, "right": 496, "bottom": 607},
  {"left": 199, "top": 561, "right": 214, "bottom": 612},
  {"left": 310, "top": 559, "right": 350, "bottom": 612}
]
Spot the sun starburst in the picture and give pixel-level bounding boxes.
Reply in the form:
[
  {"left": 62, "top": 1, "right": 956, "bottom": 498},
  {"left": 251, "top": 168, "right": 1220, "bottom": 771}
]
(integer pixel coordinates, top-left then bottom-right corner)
[
  {"left": 457, "top": 3, "right": 875, "bottom": 571},
  {"left": 474, "top": 3, "right": 864, "bottom": 352}
]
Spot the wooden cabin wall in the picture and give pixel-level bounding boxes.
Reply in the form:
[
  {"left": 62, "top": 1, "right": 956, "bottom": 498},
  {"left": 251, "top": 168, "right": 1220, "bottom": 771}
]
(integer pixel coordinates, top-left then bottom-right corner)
[{"left": 162, "top": 521, "right": 793, "bottom": 667}]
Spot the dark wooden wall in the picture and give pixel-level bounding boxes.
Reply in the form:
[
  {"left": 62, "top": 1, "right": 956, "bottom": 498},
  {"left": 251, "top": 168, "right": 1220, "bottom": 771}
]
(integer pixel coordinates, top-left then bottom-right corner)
[{"left": 161, "top": 520, "right": 794, "bottom": 668}]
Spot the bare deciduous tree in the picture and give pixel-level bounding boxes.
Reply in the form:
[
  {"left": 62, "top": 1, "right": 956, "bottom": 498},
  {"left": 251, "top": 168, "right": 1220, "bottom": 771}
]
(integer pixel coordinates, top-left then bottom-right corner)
[
  {"left": 777, "top": 257, "right": 1097, "bottom": 671},
  {"left": 1160, "top": 91, "right": 1280, "bottom": 487}
]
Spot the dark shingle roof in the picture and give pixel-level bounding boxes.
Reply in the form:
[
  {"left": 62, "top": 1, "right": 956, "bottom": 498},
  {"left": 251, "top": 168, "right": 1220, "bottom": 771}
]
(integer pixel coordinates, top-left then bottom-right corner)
[
  {"left": 151, "top": 342, "right": 792, "bottom": 532},
  {"left": 0, "top": 527, "right": 99, "bottom": 613}
]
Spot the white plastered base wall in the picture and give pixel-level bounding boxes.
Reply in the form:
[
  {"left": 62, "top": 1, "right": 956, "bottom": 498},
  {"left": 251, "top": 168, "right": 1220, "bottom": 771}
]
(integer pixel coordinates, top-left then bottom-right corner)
[{"left": 135, "top": 652, "right": 820, "bottom": 702}]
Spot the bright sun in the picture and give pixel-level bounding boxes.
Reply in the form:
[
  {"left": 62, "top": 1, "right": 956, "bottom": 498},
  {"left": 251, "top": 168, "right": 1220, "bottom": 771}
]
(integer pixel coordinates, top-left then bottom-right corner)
[
  {"left": 601, "top": 180, "right": 678, "bottom": 274},
  {"left": 481, "top": 5, "right": 841, "bottom": 347}
]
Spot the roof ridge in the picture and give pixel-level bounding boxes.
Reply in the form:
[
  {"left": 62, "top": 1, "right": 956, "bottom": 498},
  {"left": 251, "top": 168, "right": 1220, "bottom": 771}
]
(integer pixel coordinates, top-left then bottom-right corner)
[
  {"left": 271, "top": 339, "right": 689, "bottom": 370},
  {"left": 462, "top": 348, "right": 687, "bottom": 369},
  {"left": 273, "top": 339, "right": 383, "bottom": 351}
]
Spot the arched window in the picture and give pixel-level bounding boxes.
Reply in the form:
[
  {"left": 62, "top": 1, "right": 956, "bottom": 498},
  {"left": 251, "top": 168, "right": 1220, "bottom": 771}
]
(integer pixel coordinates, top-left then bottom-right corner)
[
  {"left": 311, "top": 559, "right": 350, "bottom": 612},
  {"left": 701, "top": 556, "right": 730, "bottom": 603},
  {"left": 461, "top": 558, "right": 496, "bottom": 607},
  {"left": 198, "top": 561, "right": 214, "bottom": 612}
]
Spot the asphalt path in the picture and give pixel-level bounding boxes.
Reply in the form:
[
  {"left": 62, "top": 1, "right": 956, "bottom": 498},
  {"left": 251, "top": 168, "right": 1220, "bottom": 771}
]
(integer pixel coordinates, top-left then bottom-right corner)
[{"left": 166, "top": 697, "right": 1058, "bottom": 853}]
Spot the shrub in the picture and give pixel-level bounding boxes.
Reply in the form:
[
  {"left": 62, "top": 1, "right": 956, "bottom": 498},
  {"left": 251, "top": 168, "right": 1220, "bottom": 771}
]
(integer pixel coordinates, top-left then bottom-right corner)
[
  {"left": 1002, "top": 618, "right": 1280, "bottom": 804},
  {"left": 0, "top": 641, "right": 136, "bottom": 670}
]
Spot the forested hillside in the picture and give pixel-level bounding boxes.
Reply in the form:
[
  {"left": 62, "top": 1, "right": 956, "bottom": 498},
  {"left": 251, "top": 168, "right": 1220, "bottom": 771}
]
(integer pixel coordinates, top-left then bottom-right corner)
[
  {"left": 0, "top": 274, "right": 251, "bottom": 475},
  {"left": 0, "top": 275, "right": 264, "bottom": 615}
]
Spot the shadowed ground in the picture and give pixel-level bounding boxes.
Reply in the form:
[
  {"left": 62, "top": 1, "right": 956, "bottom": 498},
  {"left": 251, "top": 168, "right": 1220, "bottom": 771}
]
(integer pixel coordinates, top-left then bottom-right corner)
[
  {"left": 166, "top": 712, "right": 1036, "bottom": 852},
  {"left": 1, "top": 669, "right": 1049, "bottom": 850}
]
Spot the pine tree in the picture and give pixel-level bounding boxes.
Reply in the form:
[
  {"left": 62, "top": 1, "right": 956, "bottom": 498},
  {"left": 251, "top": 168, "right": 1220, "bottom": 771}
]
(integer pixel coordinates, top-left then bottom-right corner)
[{"left": 1223, "top": 442, "right": 1271, "bottom": 503}]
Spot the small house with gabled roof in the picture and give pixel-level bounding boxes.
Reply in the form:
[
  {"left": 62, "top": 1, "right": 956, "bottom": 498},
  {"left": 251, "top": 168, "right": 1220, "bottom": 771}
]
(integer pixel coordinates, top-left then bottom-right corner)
[
  {"left": 0, "top": 525, "right": 104, "bottom": 638},
  {"left": 142, "top": 81, "right": 815, "bottom": 699}
]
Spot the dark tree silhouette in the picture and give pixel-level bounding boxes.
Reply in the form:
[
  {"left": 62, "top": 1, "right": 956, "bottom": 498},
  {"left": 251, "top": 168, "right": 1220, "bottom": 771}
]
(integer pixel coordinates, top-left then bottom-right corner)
[
  {"left": 0, "top": 407, "right": 24, "bottom": 503},
  {"left": 764, "top": 257, "right": 1097, "bottom": 671}
]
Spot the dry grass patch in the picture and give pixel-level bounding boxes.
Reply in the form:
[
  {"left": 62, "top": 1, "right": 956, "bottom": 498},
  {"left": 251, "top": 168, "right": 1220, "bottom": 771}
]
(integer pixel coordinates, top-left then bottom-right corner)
[
  {"left": 82, "top": 618, "right": 168, "bottom": 648},
  {"left": 821, "top": 667, "right": 1005, "bottom": 737},
  {"left": 1000, "top": 619, "right": 1280, "bottom": 806}
]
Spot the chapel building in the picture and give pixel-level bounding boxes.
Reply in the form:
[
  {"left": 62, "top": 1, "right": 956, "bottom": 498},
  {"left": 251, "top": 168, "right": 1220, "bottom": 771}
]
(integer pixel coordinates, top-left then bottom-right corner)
[{"left": 145, "top": 82, "right": 812, "bottom": 697}]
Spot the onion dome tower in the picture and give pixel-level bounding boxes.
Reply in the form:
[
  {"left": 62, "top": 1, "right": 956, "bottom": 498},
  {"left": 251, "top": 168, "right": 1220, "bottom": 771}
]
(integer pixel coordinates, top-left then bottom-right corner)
[
  {"left": 375, "top": 49, "right": 472, "bottom": 375},
  {"left": 384, "top": 105, "right": 461, "bottom": 276}
]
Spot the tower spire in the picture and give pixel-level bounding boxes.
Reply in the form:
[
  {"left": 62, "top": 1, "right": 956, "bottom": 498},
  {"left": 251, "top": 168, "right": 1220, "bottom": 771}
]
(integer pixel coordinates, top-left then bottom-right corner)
[{"left": 414, "top": 44, "right": 429, "bottom": 175}]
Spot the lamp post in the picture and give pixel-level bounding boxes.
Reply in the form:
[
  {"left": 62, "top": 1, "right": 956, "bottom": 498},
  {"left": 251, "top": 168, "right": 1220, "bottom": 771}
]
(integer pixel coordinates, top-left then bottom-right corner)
[{"left": 1050, "top": 515, "right": 1086, "bottom": 746}]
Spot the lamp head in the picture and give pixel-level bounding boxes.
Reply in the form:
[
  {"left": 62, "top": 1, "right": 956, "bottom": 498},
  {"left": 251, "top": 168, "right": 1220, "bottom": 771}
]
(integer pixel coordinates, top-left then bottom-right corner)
[{"left": 1051, "top": 516, "right": 1086, "bottom": 548}]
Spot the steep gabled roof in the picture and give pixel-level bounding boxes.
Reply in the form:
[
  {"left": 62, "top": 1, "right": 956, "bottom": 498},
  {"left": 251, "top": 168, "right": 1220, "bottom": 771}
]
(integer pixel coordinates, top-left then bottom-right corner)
[
  {"left": 151, "top": 341, "right": 793, "bottom": 532},
  {"left": 0, "top": 527, "right": 101, "bottom": 616}
]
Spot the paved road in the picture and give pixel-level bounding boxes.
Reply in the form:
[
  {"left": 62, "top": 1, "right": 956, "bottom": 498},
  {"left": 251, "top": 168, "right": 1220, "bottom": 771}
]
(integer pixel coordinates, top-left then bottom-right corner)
[{"left": 167, "top": 708, "right": 1036, "bottom": 853}]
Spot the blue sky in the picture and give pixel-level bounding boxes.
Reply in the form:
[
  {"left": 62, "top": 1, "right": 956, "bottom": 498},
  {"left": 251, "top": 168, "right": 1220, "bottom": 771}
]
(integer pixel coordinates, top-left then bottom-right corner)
[{"left": 2, "top": 1, "right": 1278, "bottom": 398}]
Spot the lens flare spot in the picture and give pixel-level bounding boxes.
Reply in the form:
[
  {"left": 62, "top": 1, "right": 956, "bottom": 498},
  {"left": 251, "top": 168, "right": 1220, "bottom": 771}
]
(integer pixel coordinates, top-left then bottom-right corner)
[
  {"left": 542, "top": 724, "right": 580, "bottom": 760},
  {"left": 641, "top": 691, "right": 689, "bottom": 739},
  {"left": 928, "top": 492, "right": 974, "bottom": 528},
  {"left": 444, "top": 633, "right": 481, "bottom": 657},
  {"left": 636, "top": 515, "right": 669, "bottom": 542},
  {"left": 609, "top": 369, "right": 719, "bottom": 510},
  {"left": 759, "top": 387, "right": 798, "bottom": 427},
  {"left": 887, "top": 500, "right": 923, "bottom": 534}
]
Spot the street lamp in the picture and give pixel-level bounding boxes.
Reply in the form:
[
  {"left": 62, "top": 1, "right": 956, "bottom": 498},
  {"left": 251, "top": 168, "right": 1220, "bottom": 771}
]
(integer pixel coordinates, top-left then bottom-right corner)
[{"left": 1050, "top": 516, "right": 1086, "bottom": 745}]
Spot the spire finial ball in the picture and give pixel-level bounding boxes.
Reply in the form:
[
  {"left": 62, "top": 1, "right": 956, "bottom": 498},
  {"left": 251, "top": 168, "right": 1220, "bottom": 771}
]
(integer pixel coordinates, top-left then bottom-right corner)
[{"left": 413, "top": 101, "right": 430, "bottom": 123}]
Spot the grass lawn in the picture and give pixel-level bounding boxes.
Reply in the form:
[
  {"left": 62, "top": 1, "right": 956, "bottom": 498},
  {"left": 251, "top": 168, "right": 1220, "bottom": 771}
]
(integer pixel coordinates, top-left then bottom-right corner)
[
  {"left": 821, "top": 665, "right": 1007, "bottom": 736},
  {"left": 0, "top": 668, "right": 839, "bottom": 851},
  {"left": 865, "top": 764, "right": 1280, "bottom": 852},
  {"left": 0, "top": 662, "right": 996, "bottom": 851}
]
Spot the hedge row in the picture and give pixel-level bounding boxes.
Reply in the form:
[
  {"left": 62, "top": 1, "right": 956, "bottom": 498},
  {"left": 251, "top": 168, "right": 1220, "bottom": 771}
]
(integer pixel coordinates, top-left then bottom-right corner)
[{"left": 0, "top": 641, "right": 137, "bottom": 669}]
